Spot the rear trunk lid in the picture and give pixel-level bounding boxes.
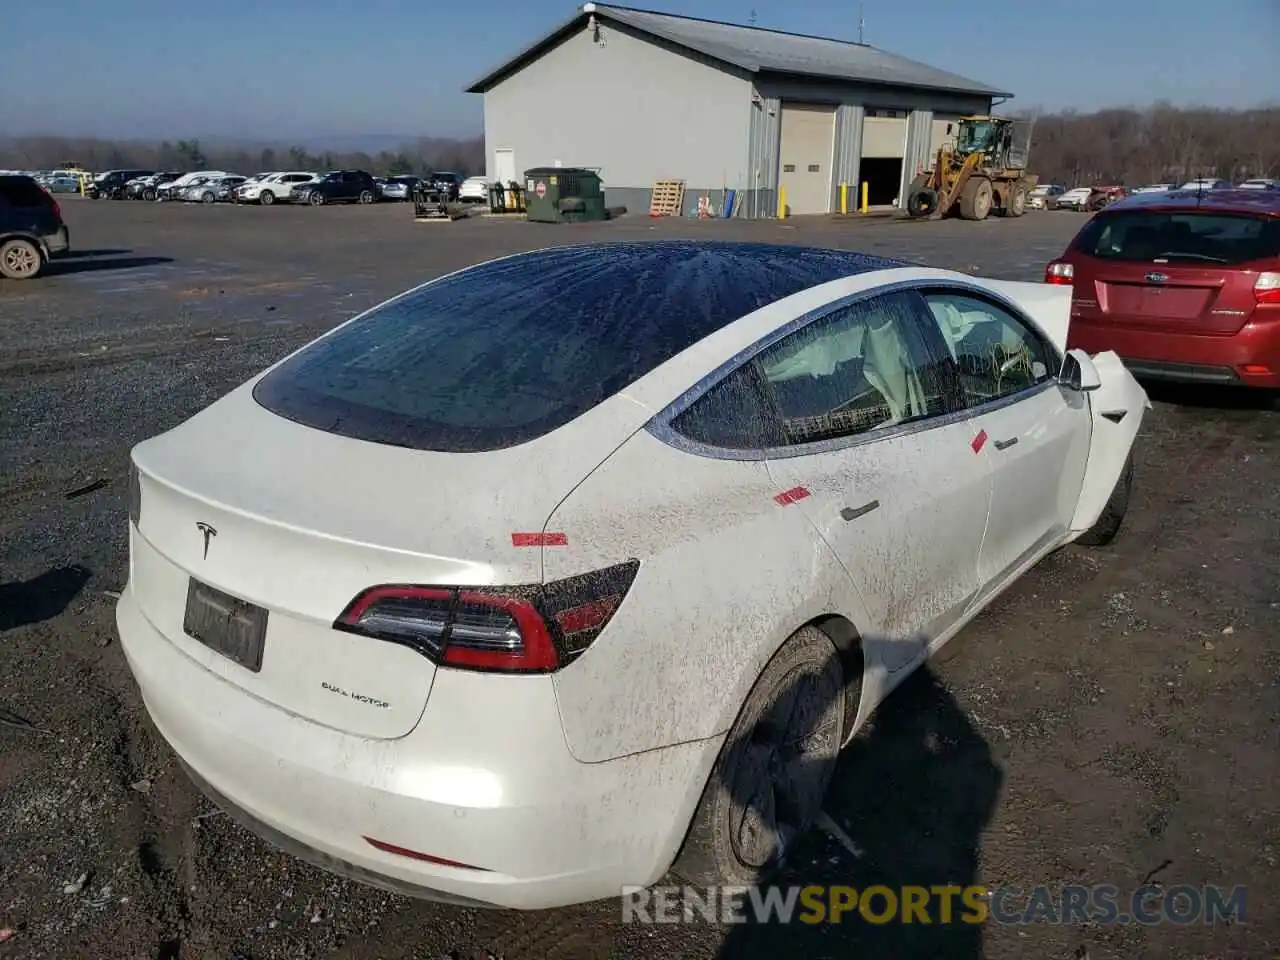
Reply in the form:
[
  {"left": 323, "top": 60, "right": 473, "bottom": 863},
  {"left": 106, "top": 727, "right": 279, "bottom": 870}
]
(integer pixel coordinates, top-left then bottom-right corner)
[
  {"left": 1069, "top": 208, "right": 1279, "bottom": 336},
  {"left": 129, "top": 383, "right": 647, "bottom": 739}
]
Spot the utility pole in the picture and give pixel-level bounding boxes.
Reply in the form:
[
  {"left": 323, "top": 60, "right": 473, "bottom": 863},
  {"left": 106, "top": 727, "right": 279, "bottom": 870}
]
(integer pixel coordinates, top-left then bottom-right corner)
[
  {"left": 858, "top": 2, "right": 865, "bottom": 43},
  {"left": 748, "top": 8, "right": 757, "bottom": 25}
]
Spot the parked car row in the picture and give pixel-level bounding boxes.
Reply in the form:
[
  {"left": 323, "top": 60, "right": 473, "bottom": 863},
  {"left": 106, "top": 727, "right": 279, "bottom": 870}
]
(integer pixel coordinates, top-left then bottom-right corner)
[
  {"left": 1031, "top": 178, "right": 1278, "bottom": 213},
  {"left": 78, "top": 168, "right": 490, "bottom": 207}
]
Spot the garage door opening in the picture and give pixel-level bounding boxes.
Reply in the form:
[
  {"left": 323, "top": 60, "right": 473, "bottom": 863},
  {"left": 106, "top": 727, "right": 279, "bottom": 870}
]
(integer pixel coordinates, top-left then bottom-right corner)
[
  {"left": 861, "top": 158, "right": 904, "bottom": 206},
  {"left": 860, "top": 108, "right": 907, "bottom": 207}
]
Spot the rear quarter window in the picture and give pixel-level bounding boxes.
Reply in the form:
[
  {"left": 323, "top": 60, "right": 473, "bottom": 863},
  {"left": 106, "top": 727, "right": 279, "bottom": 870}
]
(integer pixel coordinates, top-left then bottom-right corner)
[
  {"left": 0, "top": 176, "right": 50, "bottom": 208},
  {"left": 1075, "top": 211, "right": 1280, "bottom": 264}
]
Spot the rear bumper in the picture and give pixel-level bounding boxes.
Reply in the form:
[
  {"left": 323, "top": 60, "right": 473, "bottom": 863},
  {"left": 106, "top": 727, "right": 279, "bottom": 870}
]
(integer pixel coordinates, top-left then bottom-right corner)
[
  {"left": 115, "top": 587, "right": 716, "bottom": 909},
  {"left": 1068, "top": 314, "right": 1280, "bottom": 389}
]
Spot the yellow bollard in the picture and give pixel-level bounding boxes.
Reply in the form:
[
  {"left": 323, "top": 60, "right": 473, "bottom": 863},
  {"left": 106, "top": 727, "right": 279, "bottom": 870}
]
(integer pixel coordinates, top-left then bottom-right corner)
[
  {"left": 860, "top": 181, "right": 869, "bottom": 214},
  {"left": 840, "top": 182, "right": 848, "bottom": 215},
  {"left": 778, "top": 185, "right": 787, "bottom": 219}
]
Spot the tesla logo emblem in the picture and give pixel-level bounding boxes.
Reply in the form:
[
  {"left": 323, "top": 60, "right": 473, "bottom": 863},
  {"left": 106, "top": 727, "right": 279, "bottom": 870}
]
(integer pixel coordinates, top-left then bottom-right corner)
[
  {"left": 196, "top": 522, "right": 217, "bottom": 560},
  {"left": 1145, "top": 272, "right": 1168, "bottom": 283}
]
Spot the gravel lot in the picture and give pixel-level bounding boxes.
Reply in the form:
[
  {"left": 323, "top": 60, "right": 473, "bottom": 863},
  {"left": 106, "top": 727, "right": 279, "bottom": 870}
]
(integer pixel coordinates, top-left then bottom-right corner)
[{"left": 1, "top": 199, "right": 1276, "bottom": 960}]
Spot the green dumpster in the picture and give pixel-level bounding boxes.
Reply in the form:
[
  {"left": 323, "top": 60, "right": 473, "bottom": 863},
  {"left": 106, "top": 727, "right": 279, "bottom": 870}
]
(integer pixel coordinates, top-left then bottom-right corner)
[{"left": 523, "top": 167, "right": 607, "bottom": 223}]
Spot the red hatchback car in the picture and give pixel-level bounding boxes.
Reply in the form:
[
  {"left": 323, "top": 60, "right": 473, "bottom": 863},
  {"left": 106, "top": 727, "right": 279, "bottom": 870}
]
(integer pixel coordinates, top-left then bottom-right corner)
[{"left": 1046, "top": 189, "right": 1280, "bottom": 393}]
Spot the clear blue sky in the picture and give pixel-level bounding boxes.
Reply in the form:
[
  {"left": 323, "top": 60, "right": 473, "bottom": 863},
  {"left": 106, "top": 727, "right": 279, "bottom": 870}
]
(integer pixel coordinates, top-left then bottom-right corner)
[{"left": 2, "top": 0, "right": 1276, "bottom": 143}]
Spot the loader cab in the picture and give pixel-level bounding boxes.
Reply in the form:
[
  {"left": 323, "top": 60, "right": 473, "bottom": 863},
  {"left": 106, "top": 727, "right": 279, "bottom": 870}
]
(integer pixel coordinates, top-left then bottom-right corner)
[
  {"left": 956, "top": 117, "right": 1001, "bottom": 156},
  {"left": 957, "top": 116, "right": 1032, "bottom": 171}
]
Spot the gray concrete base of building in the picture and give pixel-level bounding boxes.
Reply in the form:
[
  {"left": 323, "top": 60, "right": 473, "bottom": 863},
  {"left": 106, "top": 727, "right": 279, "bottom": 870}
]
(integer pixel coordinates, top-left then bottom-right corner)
[{"left": 603, "top": 186, "right": 775, "bottom": 219}]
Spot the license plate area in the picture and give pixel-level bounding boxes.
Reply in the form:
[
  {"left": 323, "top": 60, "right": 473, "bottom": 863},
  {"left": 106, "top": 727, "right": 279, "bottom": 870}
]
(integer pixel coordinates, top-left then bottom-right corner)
[{"left": 183, "top": 578, "right": 268, "bottom": 672}]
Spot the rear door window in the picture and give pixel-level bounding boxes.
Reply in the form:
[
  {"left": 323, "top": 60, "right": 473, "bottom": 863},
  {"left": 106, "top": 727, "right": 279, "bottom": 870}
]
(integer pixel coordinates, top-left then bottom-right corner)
[
  {"left": 754, "top": 290, "right": 959, "bottom": 446},
  {"left": 1075, "top": 212, "right": 1280, "bottom": 265}
]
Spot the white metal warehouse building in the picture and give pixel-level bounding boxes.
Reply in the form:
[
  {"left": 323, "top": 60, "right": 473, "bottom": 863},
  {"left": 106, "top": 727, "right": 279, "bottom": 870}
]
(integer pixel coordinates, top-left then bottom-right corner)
[{"left": 466, "top": 3, "right": 1014, "bottom": 217}]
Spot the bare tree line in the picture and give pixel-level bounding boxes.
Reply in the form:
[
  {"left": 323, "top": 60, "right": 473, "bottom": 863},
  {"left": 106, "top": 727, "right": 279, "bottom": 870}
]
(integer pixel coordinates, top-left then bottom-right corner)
[
  {"left": 0, "top": 135, "right": 485, "bottom": 178},
  {"left": 1023, "top": 103, "right": 1279, "bottom": 187},
  {"left": 2, "top": 103, "right": 1277, "bottom": 188}
]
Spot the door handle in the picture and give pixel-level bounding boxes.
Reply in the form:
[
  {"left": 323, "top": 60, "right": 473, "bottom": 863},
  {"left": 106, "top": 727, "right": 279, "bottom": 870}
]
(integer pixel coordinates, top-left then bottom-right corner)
[
  {"left": 840, "top": 500, "right": 880, "bottom": 522},
  {"left": 994, "top": 437, "right": 1019, "bottom": 450}
]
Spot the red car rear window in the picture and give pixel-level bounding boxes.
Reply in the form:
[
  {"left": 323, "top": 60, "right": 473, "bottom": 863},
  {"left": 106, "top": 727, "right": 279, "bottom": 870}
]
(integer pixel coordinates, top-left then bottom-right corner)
[{"left": 1073, "top": 211, "right": 1280, "bottom": 265}]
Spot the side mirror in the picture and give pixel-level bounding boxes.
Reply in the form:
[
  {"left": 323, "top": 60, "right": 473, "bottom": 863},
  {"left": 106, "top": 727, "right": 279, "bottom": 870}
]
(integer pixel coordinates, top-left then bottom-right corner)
[{"left": 1059, "top": 348, "right": 1102, "bottom": 392}]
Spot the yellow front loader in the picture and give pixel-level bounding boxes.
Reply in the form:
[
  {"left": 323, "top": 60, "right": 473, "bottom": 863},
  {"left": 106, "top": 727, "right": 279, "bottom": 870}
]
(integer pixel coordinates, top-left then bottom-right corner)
[{"left": 906, "top": 116, "right": 1038, "bottom": 221}]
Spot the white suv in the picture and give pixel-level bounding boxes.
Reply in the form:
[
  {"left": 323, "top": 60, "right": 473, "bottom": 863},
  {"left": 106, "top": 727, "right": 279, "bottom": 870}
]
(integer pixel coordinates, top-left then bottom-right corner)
[{"left": 237, "top": 172, "right": 318, "bottom": 205}]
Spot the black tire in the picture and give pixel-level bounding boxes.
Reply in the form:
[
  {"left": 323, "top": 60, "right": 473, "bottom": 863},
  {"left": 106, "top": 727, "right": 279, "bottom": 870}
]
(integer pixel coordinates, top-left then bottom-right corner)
[
  {"left": 0, "top": 238, "right": 44, "bottom": 280},
  {"left": 907, "top": 187, "right": 939, "bottom": 218},
  {"left": 358, "top": 189, "right": 374, "bottom": 204},
  {"left": 959, "top": 177, "right": 993, "bottom": 220},
  {"left": 1075, "top": 453, "right": 1134, "bottom": 547},
  {"left": 309, "top": 192, "right": 325, "bottom": 206},
  {"left": 670, "top": 625, "right": 845, "bottom": 887},
  {"left": 201, "top": 191, "right": 215, "bottom": 204},
  {"left": 142, "top": 187, "right": 156, "bottom": 201},
  {"left": 260, "top": 190, "right": 274, "bottom": 206}
]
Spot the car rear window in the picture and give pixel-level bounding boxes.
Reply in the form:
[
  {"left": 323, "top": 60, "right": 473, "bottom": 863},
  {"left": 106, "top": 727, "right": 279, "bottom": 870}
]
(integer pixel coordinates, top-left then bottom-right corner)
[
  {"left": 1074, "top": 211, "right": 1280, "bottom": 264},
  {"left": 252, "top": 242, "right": 902, "bottom": 453},
  {"left": 0, "top": 176, "right": 50, "bottom": 208}
]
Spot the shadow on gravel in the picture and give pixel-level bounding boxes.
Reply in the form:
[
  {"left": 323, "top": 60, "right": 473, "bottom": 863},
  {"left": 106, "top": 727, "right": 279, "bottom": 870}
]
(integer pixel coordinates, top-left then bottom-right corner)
[
  {"left": 1141, "top": 380, "right": 1278, "bottom": 412},
  {"left": 715, "top": 662, "right": 1000, "bottom": 960},
  {"left": 44, "top": 256, "right": 174, "bottom": 276},
  {"left": 0, "top": 564, "right": 91, "bottom": 631},
  {"left": 59, "top": 248, "right": 133, "bottom": 258}
]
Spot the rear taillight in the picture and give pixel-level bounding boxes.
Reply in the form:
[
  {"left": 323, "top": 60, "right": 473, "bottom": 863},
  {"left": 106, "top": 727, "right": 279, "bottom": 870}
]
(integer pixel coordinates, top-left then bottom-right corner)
[
  {"left": 1045, "top": 261, "right": 1074, "bottom": 285},
  {"left": 1255, "top": 272, "right": 1280, "bottom": 304},
  {"left": 335, "top": 560, "right": 640, "bottom": 674}
]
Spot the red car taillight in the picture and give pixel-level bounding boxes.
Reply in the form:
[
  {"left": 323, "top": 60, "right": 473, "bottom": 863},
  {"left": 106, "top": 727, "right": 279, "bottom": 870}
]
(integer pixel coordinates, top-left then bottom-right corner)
[
  {"left": 334, "top": 560, "right": 640, "bottom": 674},
  {"left": 1255, "top": 272, "right": 1280, "bottom": 304},
  {"left": 1045, "top": 261, "right": 1074, "bottom": 285}
]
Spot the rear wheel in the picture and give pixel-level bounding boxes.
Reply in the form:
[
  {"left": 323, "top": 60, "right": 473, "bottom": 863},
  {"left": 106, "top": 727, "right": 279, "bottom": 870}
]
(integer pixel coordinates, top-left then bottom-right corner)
[
  {"left": 671, "top": 626, "right": 845, "bottom": 886},
  {"left": 358, "top": 189, "right": 374, "bottom": 204},
  {"left": 959, "top": 177, "right": 993, "bottom": 220},
  {"left": 143, "top": 187, "right": 156, "bottom": 201},
  {"left": 309, "top": 192, "right": 326, "bottom": 206},
  {"left": 1004, "top": 182, "right": 1028, "bottom": 217},
  {"left": 1076, "top": 454, "right": 1133, "bottom": 547},
  {"left": 0, "top": 238, "right": 44, "bottom": 280},
  {"left": 201, "top": 191, "right": 215, "bottom": 204}
]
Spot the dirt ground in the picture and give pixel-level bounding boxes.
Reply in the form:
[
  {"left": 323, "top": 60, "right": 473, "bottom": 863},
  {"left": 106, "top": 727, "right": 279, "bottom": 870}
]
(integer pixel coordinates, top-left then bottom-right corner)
[{"left": 1, "top": 199, "right": 1276, "bottom": 960}]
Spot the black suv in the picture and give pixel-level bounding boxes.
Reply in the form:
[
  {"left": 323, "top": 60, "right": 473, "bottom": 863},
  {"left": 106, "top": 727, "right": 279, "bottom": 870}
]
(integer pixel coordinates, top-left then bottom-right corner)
[
  {"left": 294, "top": 170, "right": 378, "bottom": 205},
  {"left": 0, "top": 175, "right": 70, "bottom": 279},
  {"left": 89, "top": 169, "right": 155, "bottom": 200}
]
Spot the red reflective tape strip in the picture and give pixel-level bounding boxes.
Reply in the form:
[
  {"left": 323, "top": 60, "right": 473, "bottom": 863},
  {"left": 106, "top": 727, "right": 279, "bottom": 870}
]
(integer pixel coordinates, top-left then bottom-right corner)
[
  {"left": 511, "top": 532, "right": 568, "bottom": 547},
  {"left": 773, "top": 486, "right": 811, "bottom": 506},
  {"left": 971, "top": 429, "right": 988, "bottom": 454}
]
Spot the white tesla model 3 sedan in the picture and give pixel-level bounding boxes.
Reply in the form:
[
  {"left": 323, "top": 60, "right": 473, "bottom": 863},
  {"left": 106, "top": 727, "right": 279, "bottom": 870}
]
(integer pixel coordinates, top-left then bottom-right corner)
[{"left": 116, "top": 240, "right": 1148, "bottom": 909}]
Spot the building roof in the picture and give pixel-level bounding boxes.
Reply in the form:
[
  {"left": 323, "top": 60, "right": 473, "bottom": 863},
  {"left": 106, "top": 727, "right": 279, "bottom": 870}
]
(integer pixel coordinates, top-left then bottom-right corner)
[{"left": 465, "top": 4, "right": 1012, "bottom": 98}]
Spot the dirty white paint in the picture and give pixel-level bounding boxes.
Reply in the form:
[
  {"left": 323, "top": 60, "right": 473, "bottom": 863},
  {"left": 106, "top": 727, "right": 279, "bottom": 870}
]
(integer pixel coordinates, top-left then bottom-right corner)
[
  {"left": 1070, "top": 350, "right": 1150, "bottom": 532},
  {"left": 114, "top": 259, "right": 1149, "bottom": 910}
]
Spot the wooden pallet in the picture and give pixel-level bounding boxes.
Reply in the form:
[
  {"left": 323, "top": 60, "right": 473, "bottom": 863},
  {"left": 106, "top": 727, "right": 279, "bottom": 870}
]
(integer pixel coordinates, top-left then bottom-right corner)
[{"left": 649, "top": 179, "right": 685, "bottom": 217}]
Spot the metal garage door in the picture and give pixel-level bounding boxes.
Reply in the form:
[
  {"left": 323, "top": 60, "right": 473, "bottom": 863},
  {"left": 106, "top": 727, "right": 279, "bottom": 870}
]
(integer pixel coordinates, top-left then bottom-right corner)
[
  {"left": 861, "top": 114, "right": 907, "bottom": 158},
  {"left": 778, "top": 103, "right": 835, "bottom": 215}
]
